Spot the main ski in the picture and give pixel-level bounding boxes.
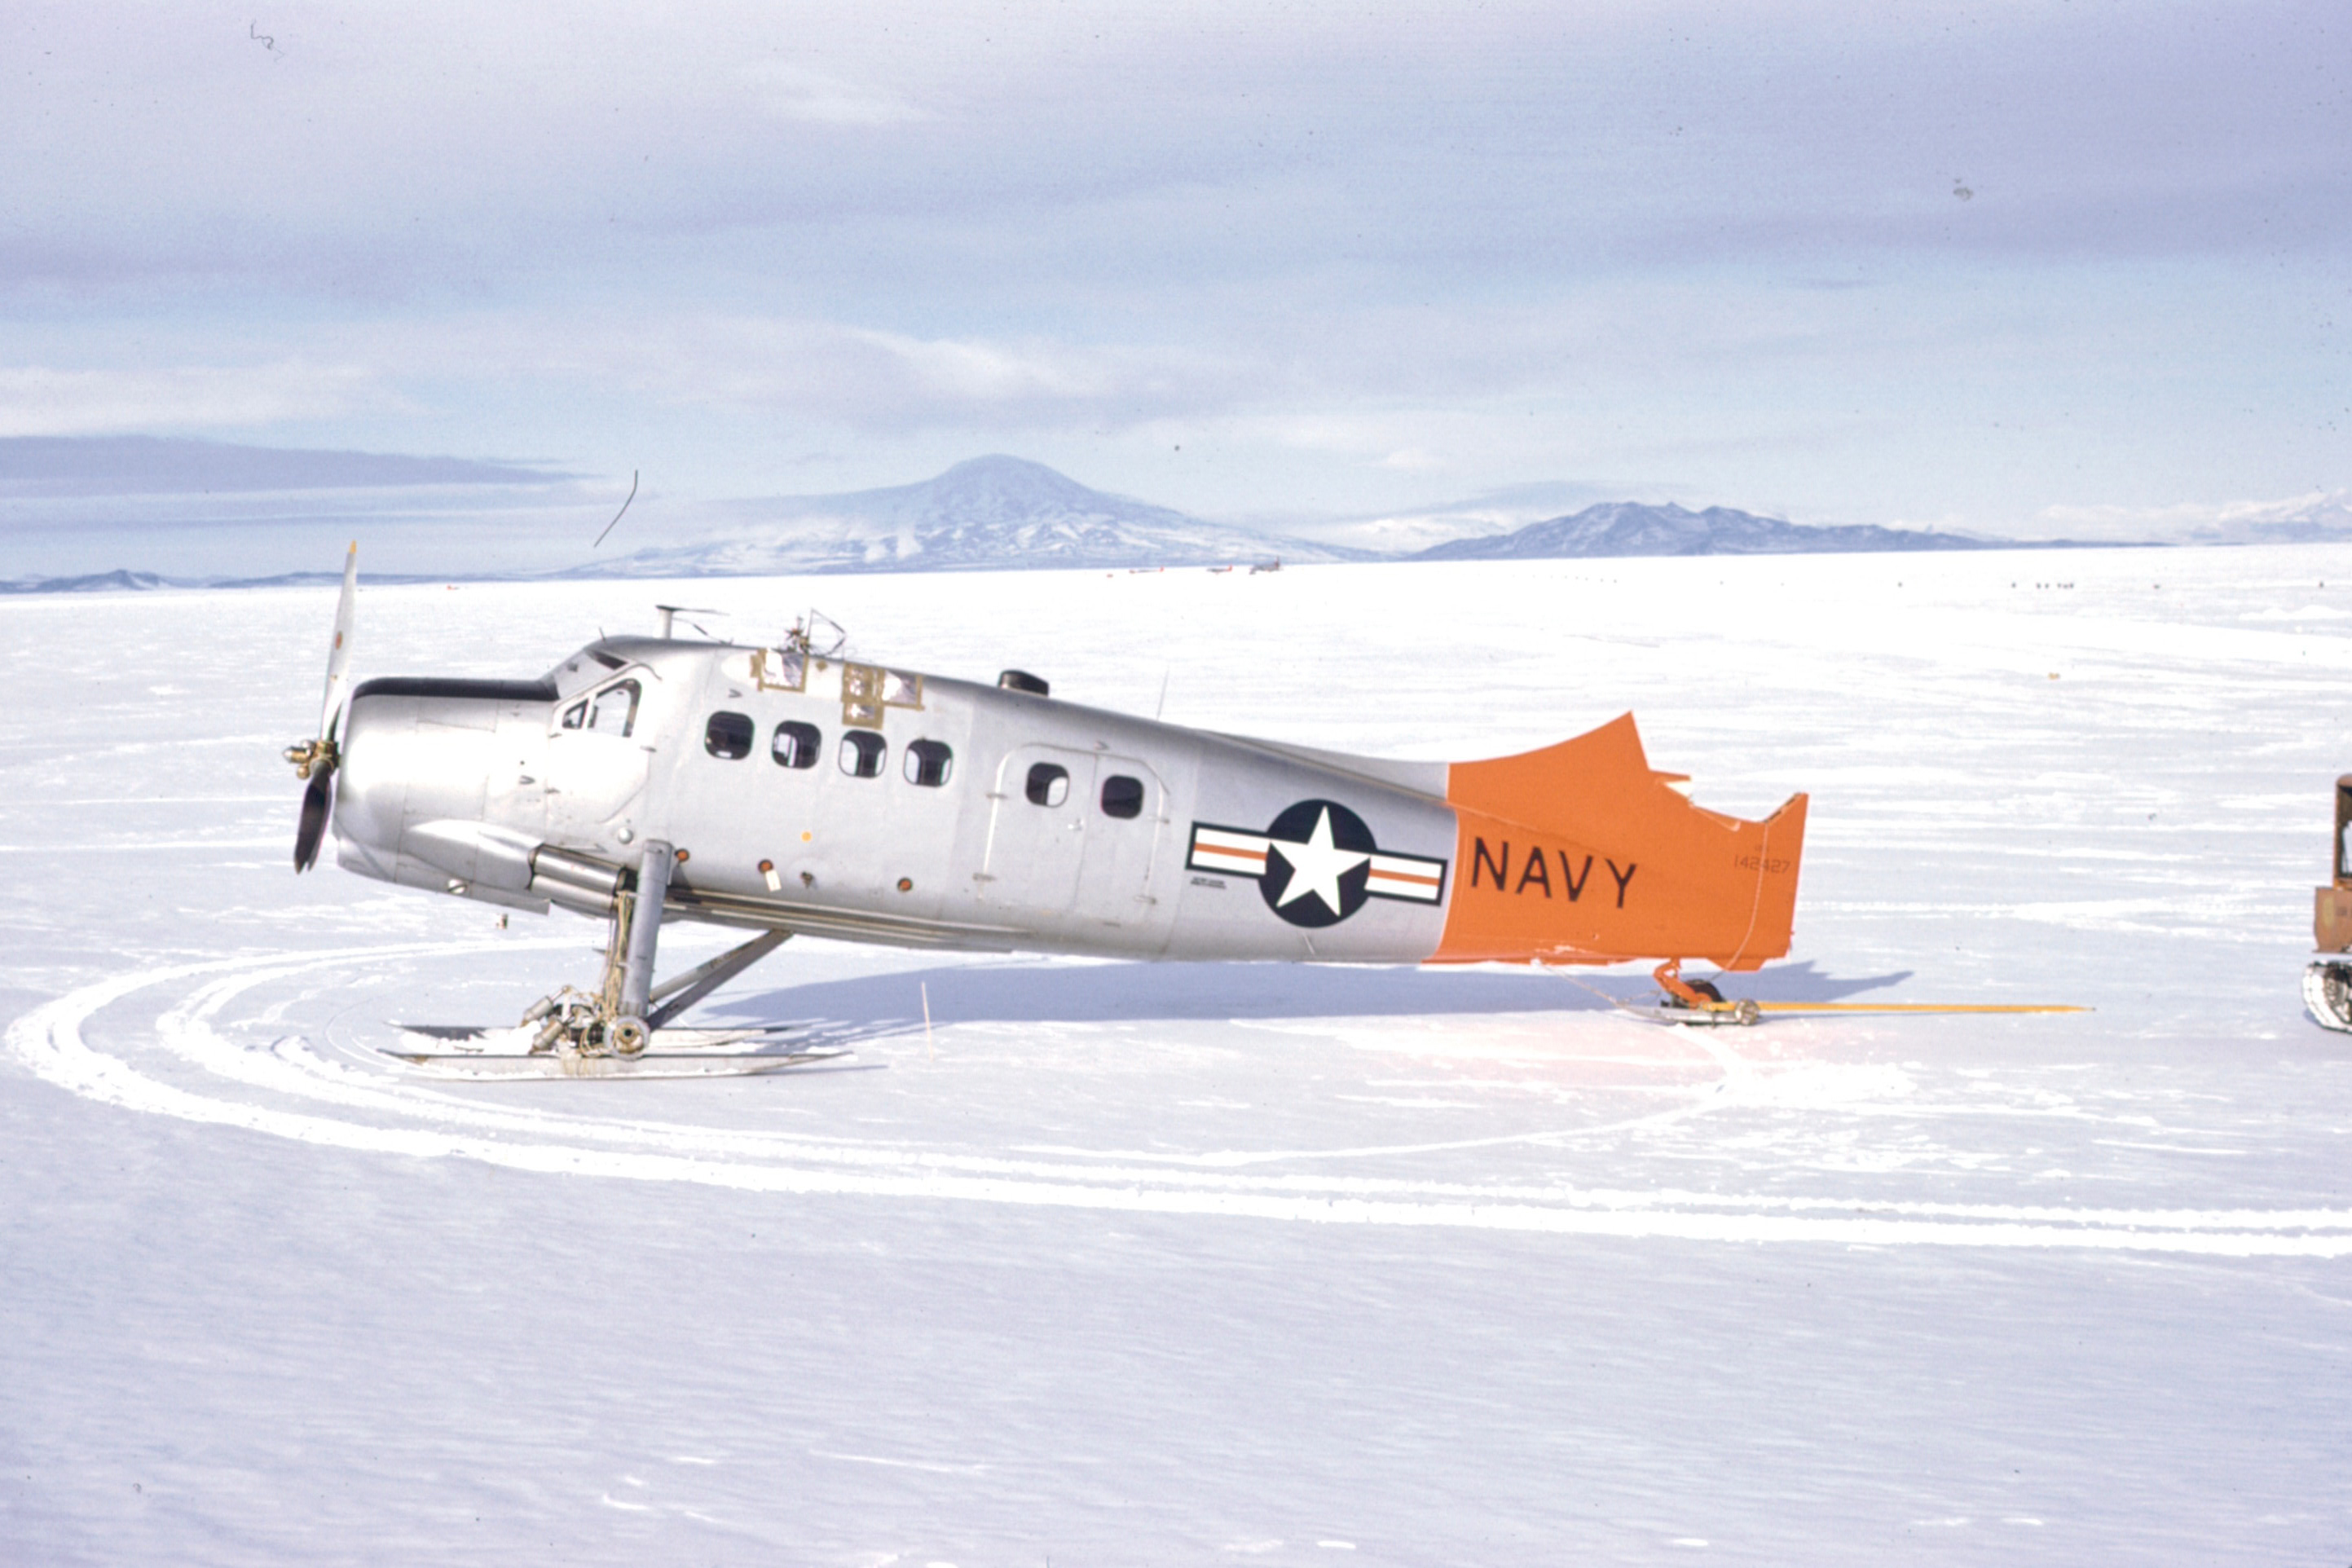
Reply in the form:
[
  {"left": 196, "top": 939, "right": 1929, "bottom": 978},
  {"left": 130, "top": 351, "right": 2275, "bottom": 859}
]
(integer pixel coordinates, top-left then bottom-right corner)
[
  {"left": 378, "top": 1042, "right": 852, "bottom": 1079},
  {"left": 391, "top": 1021, "right": 799, "bottom": 1051}
]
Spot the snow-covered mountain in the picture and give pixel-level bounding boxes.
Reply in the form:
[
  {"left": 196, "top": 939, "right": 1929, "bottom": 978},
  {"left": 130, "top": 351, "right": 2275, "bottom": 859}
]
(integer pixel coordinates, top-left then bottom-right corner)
[
  {"left": 1269, "top": 480, "right": 1610, "bottom": 556},
  {"left": 2186, "top": 491, "right": 2352, "bottom": 546},
  {"left": 570, "top": 456, "right": 1354, "bottom": 577},
  {"left": 0, "top": 567, "right": 434, "bottom": 593},
  {"left": 0, "top": 569, "right": 173, "bottom": 594},
  {"left": 1412, "top": 500, "right": 1993, "bottom": 560}
]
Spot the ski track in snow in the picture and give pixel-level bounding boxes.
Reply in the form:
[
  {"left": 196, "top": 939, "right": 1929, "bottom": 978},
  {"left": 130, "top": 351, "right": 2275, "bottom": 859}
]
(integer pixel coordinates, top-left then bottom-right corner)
[{"left": 12, "top": 940, "right": 2347, "bottom": 1257}]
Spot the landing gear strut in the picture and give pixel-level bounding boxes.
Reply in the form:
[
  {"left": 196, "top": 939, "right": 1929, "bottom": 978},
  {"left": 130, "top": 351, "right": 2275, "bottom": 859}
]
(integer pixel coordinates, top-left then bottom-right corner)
[{"left": 521, "top": 839, "right": 790, "bottom": 1057}]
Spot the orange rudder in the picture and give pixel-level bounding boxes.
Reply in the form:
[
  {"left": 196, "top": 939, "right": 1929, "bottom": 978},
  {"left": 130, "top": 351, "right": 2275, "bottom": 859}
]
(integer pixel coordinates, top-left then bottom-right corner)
[{"left": 1429, "top": 713, "right": 1807, "bottom": 971}]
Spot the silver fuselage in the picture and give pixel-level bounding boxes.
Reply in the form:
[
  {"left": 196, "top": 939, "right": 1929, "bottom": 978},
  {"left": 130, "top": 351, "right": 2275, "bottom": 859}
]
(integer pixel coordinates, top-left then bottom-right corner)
[{"left": 333, "top": 636, "right": 1460, "bottom": 962}]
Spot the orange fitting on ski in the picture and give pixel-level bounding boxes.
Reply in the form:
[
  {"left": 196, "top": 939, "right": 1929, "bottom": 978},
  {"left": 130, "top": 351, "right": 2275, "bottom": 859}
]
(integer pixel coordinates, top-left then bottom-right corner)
[{"left": 1654, "top": 958, "right": 1711, "bottom": 1010}]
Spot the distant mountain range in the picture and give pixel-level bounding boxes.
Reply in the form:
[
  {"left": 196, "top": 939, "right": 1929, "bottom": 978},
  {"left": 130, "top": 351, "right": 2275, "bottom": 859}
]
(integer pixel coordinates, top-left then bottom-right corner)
[
  {"left": 7, "top": 453, "right": 2346, "bottom": 592},
  {"left": 2187, "top": 495, "right": 2352, "bottom": 546},
  {"left": 1, "top": 569, "right": 173, "bottom": 594},
  {"left": 0, "top": 567, "right": 420, "bottom": 594},
  {"left": 1412, "top": 500, "right": 1995, "bottom": 560}
]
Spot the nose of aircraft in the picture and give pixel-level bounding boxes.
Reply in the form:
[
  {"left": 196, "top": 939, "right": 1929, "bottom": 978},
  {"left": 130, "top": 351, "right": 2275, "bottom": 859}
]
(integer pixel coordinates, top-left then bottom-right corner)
[
  {"left": 328, "top": 688, "right": 416, "bottom": 872},
  {"left": 330, "top": 676, "right": 554, "bottom": 892}
]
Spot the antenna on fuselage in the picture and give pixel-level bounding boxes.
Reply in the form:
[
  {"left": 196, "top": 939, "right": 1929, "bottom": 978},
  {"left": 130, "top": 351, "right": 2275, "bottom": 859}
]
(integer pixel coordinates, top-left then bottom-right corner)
[
  {"left": 653, "top": 605, "right": 723, "bottom": 640},
  {"left": 795, "top": 610, "right": 847, "bottom": 658}
]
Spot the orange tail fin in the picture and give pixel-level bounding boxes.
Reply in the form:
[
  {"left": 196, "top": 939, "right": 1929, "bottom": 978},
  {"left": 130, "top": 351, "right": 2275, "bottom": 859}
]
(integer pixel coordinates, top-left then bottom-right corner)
[{"left": 1430, "top": 713, "right": 1807, "bottom": 971}]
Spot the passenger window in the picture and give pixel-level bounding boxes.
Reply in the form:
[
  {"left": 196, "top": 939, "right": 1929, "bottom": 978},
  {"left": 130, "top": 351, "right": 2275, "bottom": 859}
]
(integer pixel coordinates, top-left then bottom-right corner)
[
  {"left": 773, "top": 720, "right": 820, "bottom": 769},
  {"left": 1100, "top": 774, "right": 1145, "bottom": 819},
  {"left": 904, "top": 739, "right": 953, "bottom": 787},
  {"left": 839, "top": 731, "right": 888, "bottom": 778},
  {"left": 561, "top": 700, "right": 588, "bottom": 730},
  {"left": 704, "top": 711, "right": 753, "bottom": 760},
  {"left": 1026, "top": 762, "right": 1069, "bottom": 807},
  {"left": 588, "top": 680, "right": 639, "bottom": 738}
]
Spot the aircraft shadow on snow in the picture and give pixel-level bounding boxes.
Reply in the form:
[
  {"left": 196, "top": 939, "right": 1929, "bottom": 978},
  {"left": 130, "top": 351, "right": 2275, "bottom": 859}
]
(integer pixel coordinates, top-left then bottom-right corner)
[{"left": 715, "top": 958, "right": 1913, "bottom": 1042}]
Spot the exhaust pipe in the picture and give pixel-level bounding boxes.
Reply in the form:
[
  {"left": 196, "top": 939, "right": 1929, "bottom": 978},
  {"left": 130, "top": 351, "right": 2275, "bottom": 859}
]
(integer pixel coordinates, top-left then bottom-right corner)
[{"left": 528, "top": 846, "right": 626, "bottom": 914}]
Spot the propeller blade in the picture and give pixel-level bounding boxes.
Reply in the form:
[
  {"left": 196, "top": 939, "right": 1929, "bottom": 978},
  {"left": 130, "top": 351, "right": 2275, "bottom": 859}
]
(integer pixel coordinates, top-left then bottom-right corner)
[
  {"left": 318, "top": 540, "right": 358, "bottom": 742},
  {"left": 294, "top": 769, "right": 333, "bottom": 873}
]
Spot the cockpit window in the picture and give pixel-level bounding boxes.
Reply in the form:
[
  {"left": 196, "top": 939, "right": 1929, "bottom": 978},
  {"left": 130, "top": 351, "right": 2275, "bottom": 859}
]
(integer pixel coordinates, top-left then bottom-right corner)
[
  {"left": 904, "top": 739, "right": 953, "bottom": 787},
  {"left": 839, "top": 731, "right": 888, "bottom": 778},
  {"left": 587, "top": 680, "right": 639, "bottom": 738},
  {"left": 704, "top": 711, "right": 754, "bottom": 760},
  {"left": 562, "top": 678, "right": 639, "bottom": 735}
]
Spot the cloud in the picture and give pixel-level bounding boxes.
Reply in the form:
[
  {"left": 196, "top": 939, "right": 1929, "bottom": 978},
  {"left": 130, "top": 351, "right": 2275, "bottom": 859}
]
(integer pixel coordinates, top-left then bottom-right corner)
[
  {"left": 0, "top": 435, "right": 566, "bottom": 497},
  {"left": 11, "top": 1, "right": 2345, "bottom": 312},
  {"left": 0, "top": 363, "right": 391, "bottom": 438},
  {"left": 736, "top": 62, "right": 927, "bottom": 126},
  {"left": 2030, "top": 490, "right": 2352, "bottom": 544},
  {"left": 404, "top": 312, "right": 1262, "bottom": 433},
  {"left": 0, "top": 2, "right": 2341, "bottom": 537}
]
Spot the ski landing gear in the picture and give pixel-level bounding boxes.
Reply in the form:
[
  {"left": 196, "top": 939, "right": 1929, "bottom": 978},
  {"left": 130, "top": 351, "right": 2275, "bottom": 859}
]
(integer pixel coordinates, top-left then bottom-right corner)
[
  {"left": 1638, "top": 958, "right": 1761, "bottom": 1027},
  {"left": 518, "top": 839, "right": 729, "bottom": 1057},
  {"left": 389, "top": 840, "right": 847, "bottom": 1077}
]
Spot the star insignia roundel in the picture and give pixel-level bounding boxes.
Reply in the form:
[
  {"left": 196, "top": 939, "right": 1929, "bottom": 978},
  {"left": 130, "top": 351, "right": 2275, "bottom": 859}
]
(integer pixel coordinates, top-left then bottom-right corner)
[{"left": 1186, "top": 799, "right": 1450, "bottom": 928}]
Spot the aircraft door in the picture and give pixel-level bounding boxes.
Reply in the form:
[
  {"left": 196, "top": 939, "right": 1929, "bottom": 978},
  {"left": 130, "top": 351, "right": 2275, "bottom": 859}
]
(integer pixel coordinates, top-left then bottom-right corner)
[
  {"left": 980, "top": 745, "right": 1099, "bottom": 913},
  {"left": 1077, "top": 755, "right": 1165, "bottom": 926},
  {"left": 544, "top": 676, "right": 652, "bottom": 841}
]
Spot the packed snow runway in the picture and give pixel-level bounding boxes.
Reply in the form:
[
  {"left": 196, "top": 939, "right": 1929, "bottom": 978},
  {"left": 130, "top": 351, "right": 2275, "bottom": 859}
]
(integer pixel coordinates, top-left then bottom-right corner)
[{"left": 5, "top": 548, "right": 2350, "bottom": 1562}]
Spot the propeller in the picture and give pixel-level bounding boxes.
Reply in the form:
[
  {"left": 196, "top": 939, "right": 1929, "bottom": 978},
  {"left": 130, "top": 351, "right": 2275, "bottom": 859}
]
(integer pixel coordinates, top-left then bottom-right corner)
[
  {"left": 285, "top": 542, "right": 359, "bottom": 873},
  {"left": 294, "top": 767, "right": 334, "bottom": 874}
]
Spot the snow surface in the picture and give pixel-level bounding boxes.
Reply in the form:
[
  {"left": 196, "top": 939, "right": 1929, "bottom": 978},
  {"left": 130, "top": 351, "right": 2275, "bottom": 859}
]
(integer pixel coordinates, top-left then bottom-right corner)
[{"left": 3, "top": 547, "right": 2350, "bottom": 1564}]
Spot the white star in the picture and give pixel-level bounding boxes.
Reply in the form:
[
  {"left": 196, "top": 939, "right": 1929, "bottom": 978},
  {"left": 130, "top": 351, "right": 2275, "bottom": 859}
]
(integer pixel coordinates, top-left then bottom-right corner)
[{"left": 1269, "top": 807, "right": 1372, "bottom": 917}]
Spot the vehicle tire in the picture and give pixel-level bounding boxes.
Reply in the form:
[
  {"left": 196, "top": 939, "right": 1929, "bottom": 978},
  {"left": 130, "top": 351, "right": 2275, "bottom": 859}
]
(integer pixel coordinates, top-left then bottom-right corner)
[{"left": 2304, "top": 962, "right": 2352, "bottom": 1033}]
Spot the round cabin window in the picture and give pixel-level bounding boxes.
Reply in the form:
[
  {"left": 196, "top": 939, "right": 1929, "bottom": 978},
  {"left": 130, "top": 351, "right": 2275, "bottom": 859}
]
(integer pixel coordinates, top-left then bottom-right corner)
[
  {"left": 1025, "top": 762, "right": 1069, "bottom": 807},
  {"left": 839, "top": 731, "right": 888, "bottom": 778}
]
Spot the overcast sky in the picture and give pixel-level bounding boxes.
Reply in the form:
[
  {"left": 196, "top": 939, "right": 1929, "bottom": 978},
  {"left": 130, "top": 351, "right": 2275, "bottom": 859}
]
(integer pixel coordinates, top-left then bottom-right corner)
[{"left": 4, "top": 1, "right": 2347, "bottom": 572}]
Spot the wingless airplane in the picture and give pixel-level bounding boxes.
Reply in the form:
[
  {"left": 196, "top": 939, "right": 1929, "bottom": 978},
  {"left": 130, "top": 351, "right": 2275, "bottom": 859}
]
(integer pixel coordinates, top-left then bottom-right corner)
[{"left": 284, "top": 547, "right": 1812, "bottom": 1074}]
